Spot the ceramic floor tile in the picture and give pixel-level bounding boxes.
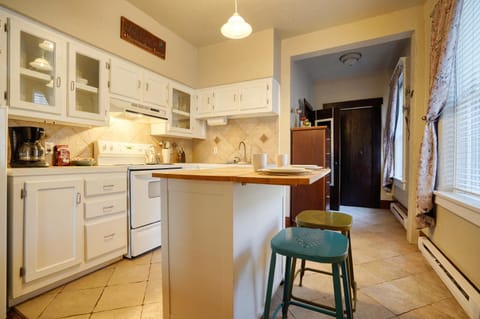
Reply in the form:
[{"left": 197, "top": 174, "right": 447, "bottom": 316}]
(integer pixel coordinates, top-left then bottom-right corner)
[
  {"left": 90, "top": 306, "right": 142, "bottom": 319},
  {"left": 148, "top": 263, "right": 162, "bottom": 282},
  {"left": 39, "top": 288, "right": 103, "bottom": 319},
  {"left": 15, "top": 292, "right": 58, "bottom": 319},
  {"left": 151, "top": 249, "right": 162, "bottom": 264},
  {"left": 140, "top": 302, "right": 163, "bottom": 319},
  {"left": 108, "top": 264, "right": 150, "bottom": 285},
  {"left": 398, "top": 298, "right": 470, "bottom": 319},
  {"left": 63, "top": 267, "right": 115, "bottom": 291},
  {"left": 143, "top": 280, "right": 162, "bottom": 304},
  {"left": 94, "top": 282, "right": 147, "bottom": 312}
]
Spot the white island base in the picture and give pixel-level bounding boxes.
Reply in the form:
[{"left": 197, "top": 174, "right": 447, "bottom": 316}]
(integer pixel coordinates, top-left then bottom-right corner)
[{"left": 160, "top": 178, "right": 285, "bottom": 319}]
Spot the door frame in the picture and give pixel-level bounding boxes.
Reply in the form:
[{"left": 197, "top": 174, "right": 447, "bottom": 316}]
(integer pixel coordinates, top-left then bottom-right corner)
[{"left": 323, "top": 98, "right": 382, "bottom": 209}]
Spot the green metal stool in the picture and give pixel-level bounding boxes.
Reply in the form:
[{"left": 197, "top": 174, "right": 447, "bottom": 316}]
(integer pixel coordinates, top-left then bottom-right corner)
[
  {"left": 294, "top": 210, "right": 357, "bottom": 311},
  {"left": 263, "top": 227, "right": 352, "bottom": 319}
]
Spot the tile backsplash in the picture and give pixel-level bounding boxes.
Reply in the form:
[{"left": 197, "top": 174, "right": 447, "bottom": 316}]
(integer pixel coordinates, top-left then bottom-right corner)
[
  {"left": 7, "top": 116, "right": 278, "bottom": 166},
  {"left": 7, "top": 118, "right": 192, "bottom": 166},
  {"left": 192, "top": 117, "right": 279, "bottom": 164}
]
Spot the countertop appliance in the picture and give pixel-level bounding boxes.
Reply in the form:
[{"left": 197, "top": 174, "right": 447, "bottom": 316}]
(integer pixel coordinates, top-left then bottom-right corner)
[
  {"left": 9, "top": 126, "right": 48, "bottom": 167},
  {"left": 94, "top": 140, "right": 180, "bottom": 258},
  {"left": 1, "top": 106, "right": 7, "bottom": 319}
]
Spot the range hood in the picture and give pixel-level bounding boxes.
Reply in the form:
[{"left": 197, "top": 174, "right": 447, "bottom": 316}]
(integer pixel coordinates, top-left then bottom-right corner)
[{"left": 110, "top": 97, "right": 168, "bottom": 122}]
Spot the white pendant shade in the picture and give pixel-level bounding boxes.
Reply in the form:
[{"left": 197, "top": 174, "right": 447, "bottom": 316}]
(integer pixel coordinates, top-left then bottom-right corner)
[{"left": 221, "top": 0, "right": 252, "bottom": 39}]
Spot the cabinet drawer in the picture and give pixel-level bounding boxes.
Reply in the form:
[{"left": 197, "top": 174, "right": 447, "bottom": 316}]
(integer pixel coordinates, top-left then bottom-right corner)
[
  {"left": 85, "top": 214, "right": 127, "bottom": 260},
  {"left": 84, "top": 176, "right": 126, "bottom": 196},
  {"left": 84, "top": 196, "right": 126, "bottom": 219}
]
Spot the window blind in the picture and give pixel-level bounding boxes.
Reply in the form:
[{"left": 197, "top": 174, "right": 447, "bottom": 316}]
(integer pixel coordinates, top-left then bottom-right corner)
[{"left": 439, "top": 0, "right": 480, "bottom": 196}]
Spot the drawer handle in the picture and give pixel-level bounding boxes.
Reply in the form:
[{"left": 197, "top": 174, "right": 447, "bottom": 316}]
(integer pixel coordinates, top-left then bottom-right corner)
[
  {"left": 104, "top": 233, "right": 115, "bottom": 240},
  {"left": 102, "top": 184, "right": 114, "bottom": 191},
  {"left": 102, "top": 205, "right": 114, "bottom": 212}
]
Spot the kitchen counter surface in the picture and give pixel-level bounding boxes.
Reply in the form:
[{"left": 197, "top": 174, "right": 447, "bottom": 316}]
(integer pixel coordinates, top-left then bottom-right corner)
[
  {"left": 7, "top": 165, "right": 127, "bottom": 176},
  {"left": 153, "top": 166, "right": 330, "bottom": 186}
]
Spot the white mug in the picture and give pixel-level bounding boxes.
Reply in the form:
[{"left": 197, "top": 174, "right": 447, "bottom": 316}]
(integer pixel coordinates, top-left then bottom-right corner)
[
  {"left": 252, "top": 153, "right": 267, "bottom": 171},
  {"left": 276, "top": 154, "right": 289, "bottom": 167}
]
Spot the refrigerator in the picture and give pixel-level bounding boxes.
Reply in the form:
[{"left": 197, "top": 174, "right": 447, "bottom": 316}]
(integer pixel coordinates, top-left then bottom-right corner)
[{"left": 0, "top": 106, "right": 6, "bottom": 319}]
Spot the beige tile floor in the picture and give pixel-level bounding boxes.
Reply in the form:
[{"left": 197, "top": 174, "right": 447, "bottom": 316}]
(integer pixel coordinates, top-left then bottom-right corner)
[{"left": 12, "top": 206, "right": 469, "bottom": 319}]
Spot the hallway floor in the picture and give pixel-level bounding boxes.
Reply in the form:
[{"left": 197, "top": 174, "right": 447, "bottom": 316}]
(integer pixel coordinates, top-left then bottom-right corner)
[{"left": 11, "top": 206, "right": 469, "bottom": 318}]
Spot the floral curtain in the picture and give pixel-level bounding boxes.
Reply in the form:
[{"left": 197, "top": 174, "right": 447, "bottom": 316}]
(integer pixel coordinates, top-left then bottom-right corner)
[
  {"left": 382, "top": 63, "right": 403, "bottom": 191},
  {"left": 416, "top": 0, "right": 463, "bottom": 228}
]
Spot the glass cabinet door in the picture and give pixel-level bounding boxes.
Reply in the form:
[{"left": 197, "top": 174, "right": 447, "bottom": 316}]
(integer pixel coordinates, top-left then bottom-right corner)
[
  {"left": 8, "top": 18, "right": 65, "bottom": 114},
  {"left": 171, "top": 87, "right": 191, "bottom": 131},
  {"left": 67, "top": 42, "right": 107, "bottom": 123}
]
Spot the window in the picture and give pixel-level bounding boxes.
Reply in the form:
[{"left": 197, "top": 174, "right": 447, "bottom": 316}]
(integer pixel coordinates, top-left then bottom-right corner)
[
  {"left": 438, "top": 0, "right": 480, "bottom": 203},
  {"left": 393, "top": 69, "right": 405, "bottom": 182}
]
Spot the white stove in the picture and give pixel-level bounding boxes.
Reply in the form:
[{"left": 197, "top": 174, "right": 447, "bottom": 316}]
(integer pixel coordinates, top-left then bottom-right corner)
[{"left": 95, "top": 140, "right": 180, "bottom": 258}]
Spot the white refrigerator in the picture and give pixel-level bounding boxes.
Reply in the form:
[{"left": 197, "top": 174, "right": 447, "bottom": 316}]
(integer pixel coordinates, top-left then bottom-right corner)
[{"left": 0, "top": 106, "right": 7, "bottom": 319}]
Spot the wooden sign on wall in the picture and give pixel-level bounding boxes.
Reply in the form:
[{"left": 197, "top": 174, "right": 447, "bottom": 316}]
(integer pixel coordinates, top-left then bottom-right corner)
[{"left": 120, "top": 16, "right": 166, "bottom": 59}]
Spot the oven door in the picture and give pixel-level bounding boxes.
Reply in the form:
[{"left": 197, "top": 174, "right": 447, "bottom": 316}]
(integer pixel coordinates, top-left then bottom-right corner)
[{"left": 129, "top": 170, "right": 162, "bottom": 228}]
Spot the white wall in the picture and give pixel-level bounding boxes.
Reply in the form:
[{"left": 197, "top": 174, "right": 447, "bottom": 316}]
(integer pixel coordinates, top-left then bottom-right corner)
[{"left": 312, "top": 73, "right": 387, "bottom": 108}]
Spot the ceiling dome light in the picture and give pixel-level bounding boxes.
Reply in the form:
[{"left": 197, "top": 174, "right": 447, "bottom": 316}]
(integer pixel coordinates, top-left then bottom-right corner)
[
  {"left": 221, "top": 0, "right": 252, "bottom": 39},
  {"left": 339, "top": 52, "right": 362, "bottom": 66}
]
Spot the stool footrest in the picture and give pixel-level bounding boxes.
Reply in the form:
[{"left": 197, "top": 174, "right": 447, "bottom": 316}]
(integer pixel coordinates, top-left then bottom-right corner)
[{"left": 290, "top": 300, "right": 338, "bottom": 317}]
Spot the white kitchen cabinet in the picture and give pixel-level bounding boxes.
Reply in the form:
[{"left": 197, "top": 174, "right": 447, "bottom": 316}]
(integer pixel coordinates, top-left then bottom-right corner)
[
  {"left": 67, "top": 42, "right": 109, "bottom": 124},
  {"left": 150, "top": 81, "right": 206, "bottom": 139},
  {"left": 110, "top": 57, "right": 169, "bottom": 108},
  {"left": 7, "top": 168, "right": 127, "bottom": 306},
  {"left": 8, "top": 17, "right": 66, "bottom": 116},
  {"left": 196, "top": 88, "right": 214, "bottom": 116},
  {"left": 7, "top": 15, "right": 110, "bottom": 126},
  {"left": 195, "top": 78, "right": 279, "bottom": 119},
  {"left": 22, "top": 178, "right": 83, "bottom": 283}
]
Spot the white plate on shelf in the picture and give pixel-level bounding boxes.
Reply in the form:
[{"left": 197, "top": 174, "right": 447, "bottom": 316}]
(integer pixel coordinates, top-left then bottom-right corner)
[
  {"left": 258, "top": 167, "right": 307, "bottom": 175},
  {"left": 29, "top": 58, "right": 52, "bottom": 72},
  {"left": 76, "top": 78, "right": 88, "bottom": 85},
  {"left": 291, "top": 164, "right": 323, "bottom": 170},
  {"left": 39, "top": 40, "right": 54, "bottom": 52}
]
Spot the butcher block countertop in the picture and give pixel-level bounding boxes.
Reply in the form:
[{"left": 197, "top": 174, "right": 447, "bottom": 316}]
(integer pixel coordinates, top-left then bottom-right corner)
[{"left": 152, "top": 166, "right": 330, "bottom": 186}]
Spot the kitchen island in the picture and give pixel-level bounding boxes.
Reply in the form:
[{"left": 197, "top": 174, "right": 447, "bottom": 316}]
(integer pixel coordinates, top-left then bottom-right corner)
[{"left": 153, "top": 167, "right": 330, "bottom": 319}]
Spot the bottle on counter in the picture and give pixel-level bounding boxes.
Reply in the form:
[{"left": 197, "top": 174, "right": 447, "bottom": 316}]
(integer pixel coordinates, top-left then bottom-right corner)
[{"left": 54, "top": 144, "right": 70, "bottom": 166}]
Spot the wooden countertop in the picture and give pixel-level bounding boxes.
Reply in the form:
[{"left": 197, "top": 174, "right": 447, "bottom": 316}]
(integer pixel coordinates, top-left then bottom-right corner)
[{"left": 152, "top": 167, "right": 330, "bottom": 186}]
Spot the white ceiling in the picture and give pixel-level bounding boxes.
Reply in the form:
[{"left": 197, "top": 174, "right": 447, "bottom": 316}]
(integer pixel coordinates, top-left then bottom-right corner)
[{"left": 126, "top": 0, "right": 424, "bottom": 48}]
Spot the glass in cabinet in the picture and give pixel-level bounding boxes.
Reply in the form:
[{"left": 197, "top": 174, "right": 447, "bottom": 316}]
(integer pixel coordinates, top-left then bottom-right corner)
[
  {"left": 67, "top": 42, "right": 108, "bottom": 122},
  {"left": 9, "top": 17, "right": 66, "bottom": 114},
  {"left": 171, "top": 87, "right": 191, "bottom": 131}
]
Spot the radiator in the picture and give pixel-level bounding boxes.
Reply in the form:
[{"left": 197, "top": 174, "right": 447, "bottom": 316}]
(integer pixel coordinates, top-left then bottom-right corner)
[
  {"left": 418, "top": 236, "right": 480, "bottom": 319},
  {"left": 390, "top": 202, "right": 407, "bottom": 229}
]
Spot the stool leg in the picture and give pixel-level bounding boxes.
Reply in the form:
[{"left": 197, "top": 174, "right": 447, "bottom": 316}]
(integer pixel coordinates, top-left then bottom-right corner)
[
  {"left": 331, "top": 263, "right": 344, "bottom": 319},
  {"left": 282, "top": 256, "right": 292, "bottom": 318},
  {"left": 299, "top": 258, "right": 306, "bottom": 287},
  {"left": 263, "top": 251, "right": 277, "bottom": 319},
  {"left": 341, "top": 260, "right": 353, "bottom": 319},
  {"left": 287, "top": 257, "right": 298, "bottom": 306},
  {"left": 346, "top": 231, "right": 357, "bottom": 309}
]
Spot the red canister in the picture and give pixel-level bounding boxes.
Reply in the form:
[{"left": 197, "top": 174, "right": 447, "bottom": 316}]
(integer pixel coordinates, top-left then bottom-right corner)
[{"left": 55, "top": 144, "right": 70, "bottom": 166}]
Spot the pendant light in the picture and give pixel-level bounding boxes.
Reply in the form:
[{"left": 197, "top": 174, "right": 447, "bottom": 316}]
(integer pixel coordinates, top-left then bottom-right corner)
[{"left": 221, "top": 0, "right": 252, "bottom": 39}]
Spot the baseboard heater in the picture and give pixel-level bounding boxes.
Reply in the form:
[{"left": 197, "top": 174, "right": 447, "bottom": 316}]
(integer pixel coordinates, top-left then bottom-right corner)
[
  {"left": 390, "top": 202, "right": 407, "bottom": 229},
  {"left": 418, "top": 236, "right": 480, "bottom": 319}
]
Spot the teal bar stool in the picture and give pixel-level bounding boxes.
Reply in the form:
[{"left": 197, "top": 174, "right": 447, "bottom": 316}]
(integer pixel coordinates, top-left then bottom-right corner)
[
  {"left": 263, "top": 227, "right": 352, "bottom": 319},
  {"left": 294, "top": 210, "right": 357, "bottom": 310}
]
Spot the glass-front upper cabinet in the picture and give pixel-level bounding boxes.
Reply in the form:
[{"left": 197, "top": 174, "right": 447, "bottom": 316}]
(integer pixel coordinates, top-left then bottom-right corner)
[
  {"left": 171, "top": 85, "right": 191, "bottom": 132},
  {"left": 8, "top": 17, "right": 66, "bottom": 115},
  {"left": 67, "top": 42, "right": 108, "bottom": 123}
]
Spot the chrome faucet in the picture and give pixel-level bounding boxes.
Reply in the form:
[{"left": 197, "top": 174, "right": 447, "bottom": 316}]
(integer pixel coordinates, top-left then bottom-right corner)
[{"left": 238, "top": 141, "right": 247, "bottom": 163}]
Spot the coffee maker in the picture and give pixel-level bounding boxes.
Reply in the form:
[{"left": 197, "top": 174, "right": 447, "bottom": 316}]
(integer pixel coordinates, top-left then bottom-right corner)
[{"left": 9, "top": 126, "right": 49, "bottom": 167}]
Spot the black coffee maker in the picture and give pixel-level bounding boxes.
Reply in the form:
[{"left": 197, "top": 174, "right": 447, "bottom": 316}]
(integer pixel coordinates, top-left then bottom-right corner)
[{"left": 9, "top": 126, "right": 49, "bottom": 167}]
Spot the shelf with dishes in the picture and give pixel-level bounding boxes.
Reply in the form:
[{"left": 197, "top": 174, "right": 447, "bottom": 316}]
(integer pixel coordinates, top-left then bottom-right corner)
[
  {"left": 20, "top": 67, "right": 52, "bottom": 82},
  {"left": 76, "top": 82, "right": 98, "bottom": 94}
]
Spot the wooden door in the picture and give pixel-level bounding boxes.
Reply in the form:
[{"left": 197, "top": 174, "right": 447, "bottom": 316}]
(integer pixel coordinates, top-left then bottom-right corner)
[{"left": 339, "top": 105, "right": 381, "bottom": 207}]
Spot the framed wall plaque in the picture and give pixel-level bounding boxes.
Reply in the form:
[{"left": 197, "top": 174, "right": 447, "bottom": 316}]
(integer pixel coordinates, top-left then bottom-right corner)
[{"left": 120, "top": 16, "right": 166, "bottom": 59}]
